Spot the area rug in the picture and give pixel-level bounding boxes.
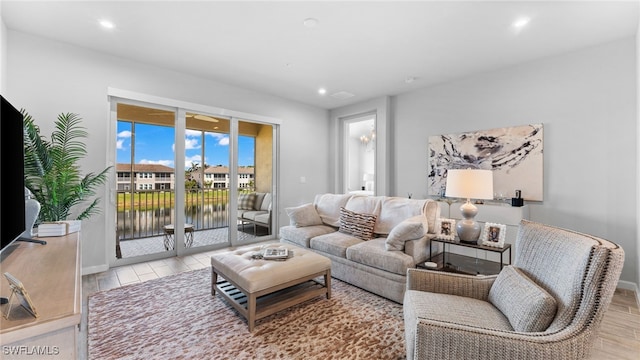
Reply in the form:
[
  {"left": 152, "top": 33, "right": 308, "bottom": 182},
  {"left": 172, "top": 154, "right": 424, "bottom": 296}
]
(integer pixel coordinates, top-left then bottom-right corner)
[{"left": 88, "top": 268, "right": 406, "bottom": 359}]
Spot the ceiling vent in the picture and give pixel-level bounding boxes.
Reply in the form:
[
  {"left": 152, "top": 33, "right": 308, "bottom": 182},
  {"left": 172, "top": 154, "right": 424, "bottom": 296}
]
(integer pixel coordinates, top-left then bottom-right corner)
[{"left": 330, "top": 91, "right": 355, "bottom": 100}]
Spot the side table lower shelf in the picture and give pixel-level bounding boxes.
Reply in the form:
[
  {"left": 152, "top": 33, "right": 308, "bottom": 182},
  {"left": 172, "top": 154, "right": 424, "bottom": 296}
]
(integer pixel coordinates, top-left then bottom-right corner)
[
  {"left": 419, "top": 253, "right": 503, "bottom": 275},
  {"left": 422, "top": 238, "right": 512, "bottom": 275}
]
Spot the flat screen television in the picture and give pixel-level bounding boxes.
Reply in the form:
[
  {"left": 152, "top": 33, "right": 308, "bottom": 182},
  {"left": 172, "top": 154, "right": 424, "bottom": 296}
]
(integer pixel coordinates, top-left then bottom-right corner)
[{"left": 0, "top": 95, "right": 27, "bottom": 255}]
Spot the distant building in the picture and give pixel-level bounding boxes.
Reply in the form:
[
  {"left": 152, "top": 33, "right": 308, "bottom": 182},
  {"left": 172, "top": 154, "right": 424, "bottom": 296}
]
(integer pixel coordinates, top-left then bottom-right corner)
[
  {"left": 116, "top": 164, "right": 175, "bottom": 191},
  {"left": 189, "top": 165, "right": 255, "bottom": 189},
  {"left": 116, "top": 163, "right": 254, "bottom": 191}
]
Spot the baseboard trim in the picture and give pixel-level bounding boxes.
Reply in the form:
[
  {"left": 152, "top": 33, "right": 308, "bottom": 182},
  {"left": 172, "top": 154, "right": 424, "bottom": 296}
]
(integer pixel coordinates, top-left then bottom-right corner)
[
  {"left": 83, "top": 264, "right": 109, "bottom": 276},
  {"left": 617, "top": 279, "right": 639, "bottom": 306}
]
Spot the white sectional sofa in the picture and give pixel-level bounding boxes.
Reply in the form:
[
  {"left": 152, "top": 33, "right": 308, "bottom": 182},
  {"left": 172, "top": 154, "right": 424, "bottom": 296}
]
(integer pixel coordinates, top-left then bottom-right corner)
[{"left": 280, "top": 193, "right": 440, "bottom": 303}]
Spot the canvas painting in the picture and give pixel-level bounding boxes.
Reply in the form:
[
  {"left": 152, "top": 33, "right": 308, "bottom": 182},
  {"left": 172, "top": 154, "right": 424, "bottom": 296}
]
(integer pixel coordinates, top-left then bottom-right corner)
[{"left": 428, "top": 124, "right": 544, "bottom": 201}]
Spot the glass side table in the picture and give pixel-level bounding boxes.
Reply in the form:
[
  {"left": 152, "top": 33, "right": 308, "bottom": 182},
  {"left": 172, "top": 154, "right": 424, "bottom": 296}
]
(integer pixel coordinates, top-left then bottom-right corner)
[{"left": 422, "top": 238, "right": 512, "bottom": 275}]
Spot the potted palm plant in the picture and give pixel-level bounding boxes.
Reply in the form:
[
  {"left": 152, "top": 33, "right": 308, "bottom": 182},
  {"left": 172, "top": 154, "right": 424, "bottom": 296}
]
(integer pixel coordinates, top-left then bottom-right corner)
[{"left": 22, "top": 111, "right": 111, "bottom": 227}]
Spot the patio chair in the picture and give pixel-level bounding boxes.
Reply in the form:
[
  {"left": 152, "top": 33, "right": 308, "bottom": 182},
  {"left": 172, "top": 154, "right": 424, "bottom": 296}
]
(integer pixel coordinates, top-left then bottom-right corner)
[{"left": 403, "top": 220, "right": 624, "bottom": 360}]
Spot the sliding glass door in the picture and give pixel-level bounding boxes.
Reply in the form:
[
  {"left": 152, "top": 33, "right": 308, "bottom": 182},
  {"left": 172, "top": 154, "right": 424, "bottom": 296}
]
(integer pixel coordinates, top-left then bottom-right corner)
[{"left": 110, "top": 95, "right": 279, "bottom": 265}]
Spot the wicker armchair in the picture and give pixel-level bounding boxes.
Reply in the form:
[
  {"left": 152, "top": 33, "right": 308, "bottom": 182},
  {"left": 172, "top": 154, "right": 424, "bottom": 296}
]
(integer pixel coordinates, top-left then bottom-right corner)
[{"left": 403, "top": 220, "right": 625, "bottom": 360}]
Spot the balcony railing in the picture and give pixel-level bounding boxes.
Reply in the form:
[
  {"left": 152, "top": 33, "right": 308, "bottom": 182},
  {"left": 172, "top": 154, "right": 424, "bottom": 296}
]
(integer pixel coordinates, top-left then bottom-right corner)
[{"left": 117, "top": 188, "right": 252, "bottom": 241}]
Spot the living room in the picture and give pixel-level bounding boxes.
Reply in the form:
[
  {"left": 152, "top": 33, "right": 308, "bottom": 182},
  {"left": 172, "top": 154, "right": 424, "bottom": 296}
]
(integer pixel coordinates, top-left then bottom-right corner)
[{"left": 1, "top": 1, "right": 639, "bottom": 359}]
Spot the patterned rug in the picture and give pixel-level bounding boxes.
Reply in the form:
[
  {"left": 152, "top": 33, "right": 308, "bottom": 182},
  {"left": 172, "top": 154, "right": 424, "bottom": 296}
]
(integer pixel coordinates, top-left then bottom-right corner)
[{"left": 88, "top": 268, "right": 406, "bottom": 359}]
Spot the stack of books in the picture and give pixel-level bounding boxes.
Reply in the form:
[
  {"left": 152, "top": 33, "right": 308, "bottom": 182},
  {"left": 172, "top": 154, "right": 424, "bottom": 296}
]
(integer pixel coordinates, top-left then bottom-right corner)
[
  {"left": 37, "top": 220, "right": 81, "bottom": 237},
  {"left": 263, "top": 248, "right": 289, "bottom": 260}
]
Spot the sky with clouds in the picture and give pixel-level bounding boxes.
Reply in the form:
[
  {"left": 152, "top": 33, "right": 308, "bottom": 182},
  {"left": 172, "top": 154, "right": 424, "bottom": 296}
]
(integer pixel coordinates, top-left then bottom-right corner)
[{"left": 116, "top": 122, "right": 255, "bottom": 168}]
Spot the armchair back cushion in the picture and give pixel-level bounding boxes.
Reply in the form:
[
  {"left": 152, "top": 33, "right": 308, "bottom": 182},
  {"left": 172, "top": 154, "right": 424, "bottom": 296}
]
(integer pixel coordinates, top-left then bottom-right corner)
[
  {"left": 488, "top": 265, "right": 557, "bottom": 332},
  {"left": 514, "top": 220, "right": 624, "bottom": 333}
]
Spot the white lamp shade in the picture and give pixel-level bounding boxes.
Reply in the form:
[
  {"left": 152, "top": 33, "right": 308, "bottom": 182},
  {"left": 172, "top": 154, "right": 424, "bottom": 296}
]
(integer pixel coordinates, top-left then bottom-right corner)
[{"left": 445, "top": 169, "right": 494, "bottom": 200}]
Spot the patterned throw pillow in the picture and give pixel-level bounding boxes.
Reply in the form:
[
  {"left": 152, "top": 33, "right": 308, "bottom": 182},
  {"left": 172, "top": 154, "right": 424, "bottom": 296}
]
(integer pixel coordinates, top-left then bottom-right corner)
[
  {"left": 238, "top": 193, "right": 256, "bottom": 210},
  {"left": 339, "top": 207, "right": 377, "bottom": 241}
]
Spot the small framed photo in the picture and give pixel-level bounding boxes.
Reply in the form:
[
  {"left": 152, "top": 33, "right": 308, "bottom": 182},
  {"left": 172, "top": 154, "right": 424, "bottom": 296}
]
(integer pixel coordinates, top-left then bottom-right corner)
[
  {"left": 481, "top": 223, "right": 507, "bottom": 248},
  {"left": 435, "top": 218, "right": 456, "bottom": 241}
]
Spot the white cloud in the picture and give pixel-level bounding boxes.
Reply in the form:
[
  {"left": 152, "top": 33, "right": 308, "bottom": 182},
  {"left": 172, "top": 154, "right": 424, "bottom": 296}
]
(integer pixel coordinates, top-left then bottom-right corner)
[
  {"left": 185, "top": 129, "right": 201, "bottom": 137},
  {"left": 207, "top": 132, "right": 229, "bottom": 146},
  {"left": 185, "top": 137, "right": 200, "bottom": 150},
  {"left": 140, "top": 159, "right": 173, "bottom": 167},
  {"left": 117, "top": 130, "right": 132, "bottom": 138},
  {"left": 186, "top": 154, "right": 202, "bottom": 166},
  {"left": 116, "top": 139, "right": 125, "bottom": 150}
]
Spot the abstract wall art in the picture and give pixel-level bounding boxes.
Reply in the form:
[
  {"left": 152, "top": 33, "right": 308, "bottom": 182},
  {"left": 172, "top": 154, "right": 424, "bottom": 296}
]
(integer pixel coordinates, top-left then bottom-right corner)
[{"left": 428, "top": 123, "right": 544, "bottom": 201}]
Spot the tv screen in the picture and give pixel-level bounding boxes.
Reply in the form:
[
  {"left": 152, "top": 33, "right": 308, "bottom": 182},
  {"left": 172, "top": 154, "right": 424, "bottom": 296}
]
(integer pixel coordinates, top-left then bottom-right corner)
[{"left": 0, "top": 95, "right": 26, "bottom": 254}]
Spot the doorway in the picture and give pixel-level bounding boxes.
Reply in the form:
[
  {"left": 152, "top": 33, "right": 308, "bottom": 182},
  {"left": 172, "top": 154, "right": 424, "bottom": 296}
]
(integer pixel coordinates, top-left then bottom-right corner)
[{"left": 344, "top": 114, "right": 376, "bottom": 195}]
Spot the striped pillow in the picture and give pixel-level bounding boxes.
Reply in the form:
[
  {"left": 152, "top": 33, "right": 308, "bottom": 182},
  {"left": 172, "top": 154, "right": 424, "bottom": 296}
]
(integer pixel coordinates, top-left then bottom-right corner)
[
  {"left": 339, "top": 207, "right": 377, "bottom": 240},
  {"left": 238, "top": 193, "right": 256, "bottom": 210}
]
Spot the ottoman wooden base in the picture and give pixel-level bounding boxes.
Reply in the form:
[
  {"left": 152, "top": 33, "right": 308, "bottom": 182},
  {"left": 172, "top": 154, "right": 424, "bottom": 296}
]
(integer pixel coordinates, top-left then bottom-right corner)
[{"left": 211, "top": 245, "right": 331, "bottom": 331}]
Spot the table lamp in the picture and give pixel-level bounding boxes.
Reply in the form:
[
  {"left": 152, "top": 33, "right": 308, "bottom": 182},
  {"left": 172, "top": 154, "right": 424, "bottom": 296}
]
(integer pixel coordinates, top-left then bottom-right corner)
[{"left": 445, "top": 169, "right": 494, "bottom": 242}]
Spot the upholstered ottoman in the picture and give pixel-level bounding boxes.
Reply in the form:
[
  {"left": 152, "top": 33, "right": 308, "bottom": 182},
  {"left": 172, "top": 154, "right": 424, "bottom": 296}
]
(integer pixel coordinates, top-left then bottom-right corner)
[{"left": 211, "top": 244, "right": 331, "bottom": 331}]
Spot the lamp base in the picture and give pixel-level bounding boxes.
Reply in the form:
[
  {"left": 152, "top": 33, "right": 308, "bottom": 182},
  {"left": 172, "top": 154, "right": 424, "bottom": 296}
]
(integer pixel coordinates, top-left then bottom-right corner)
[
  {"left": 456, "top": 200, "right": 482, "bottom": 242},
  {"left": 456, "top": 220, "right": 482, "bottom": 243}
]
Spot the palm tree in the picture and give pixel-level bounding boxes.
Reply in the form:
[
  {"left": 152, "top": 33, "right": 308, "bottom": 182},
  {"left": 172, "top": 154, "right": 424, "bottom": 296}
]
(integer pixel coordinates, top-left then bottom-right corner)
[{"left": 22, "top": 111, "right": 111, "bottom": 223}]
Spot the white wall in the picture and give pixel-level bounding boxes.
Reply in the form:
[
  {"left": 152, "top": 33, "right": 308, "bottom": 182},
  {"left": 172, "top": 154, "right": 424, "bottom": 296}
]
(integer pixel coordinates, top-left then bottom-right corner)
[
  {"left": 392, "top": 37, "right": 638, "bottom": 287},
  {"left": 6, "top": 30, "right": 330, "bottom": 273},
  {"left": 1, "top": 16, "right": 7, "bottom": 93}
]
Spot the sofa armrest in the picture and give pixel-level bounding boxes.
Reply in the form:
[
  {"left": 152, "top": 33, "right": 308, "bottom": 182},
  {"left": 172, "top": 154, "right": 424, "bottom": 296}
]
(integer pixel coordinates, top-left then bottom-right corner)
[
  {"left": 406, "top": 268, "right": 497, "bottom": 301},
  {"left": 404, "top": 234, "right": 433, "bottom": 264}
]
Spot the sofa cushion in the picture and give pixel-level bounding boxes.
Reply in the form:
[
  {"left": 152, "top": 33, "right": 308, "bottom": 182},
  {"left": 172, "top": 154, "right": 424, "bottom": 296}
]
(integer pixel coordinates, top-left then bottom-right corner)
[
  {"left": 238, "top": 193, "right": 256, "bottom": 210},
  {"left": 346, "top": 238, "right": 414, "bottom": 275},
  {"left": 260, "top": 193, "right": 272, "bottom": 211},
  {"left": 488, "top": 266, "right": 558, "bottom": 332},
  {"left": 344, "top": 195, "right": 382, "bottom": 217},
  {"left": 254, "top": 213, "right": 270, "bottom": 225},
  {"left": 241, "top": 210, "right": 268, "bottom": 221},
  {"left": 253, "top": 192, "right": 266, "bottom": 210},
  {"left": 339, "top": 207, "right": 377, "bottom": 241},
  {"left": 280, "top": 225, "right": 337, "bottom": 248},
  {"left": 286, "top": 203, "right": 323, "bottom": 227},
  {"left": 314, "top": 193, "right": 353, "bottom": 227},
  {"left": 376, "top": 198, "right": 428, "bottom": 235},
  {"left": 385, "top": 215, "right": 428, "bottom": 251},
  {"left": 310, "top": 231, "right": 363, "bottom": 258}
]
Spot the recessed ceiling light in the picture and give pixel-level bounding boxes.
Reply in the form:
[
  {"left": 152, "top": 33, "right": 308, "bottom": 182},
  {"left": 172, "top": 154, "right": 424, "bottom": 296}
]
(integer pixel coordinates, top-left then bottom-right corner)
[
  {"left": 99, "top": 19, "right": 115, "bottom": 29},
  {"left": 318, "top": 88, "right": 327, "bottom": 95},
  {"left": 405, "top": 76, "right": 418, "bottom": 84},
  {"left": 512, "top": 17, "right": 530, "bottom": 29},
  {"left": 303, "top": 18, "right": 319, "bottom": 28}
]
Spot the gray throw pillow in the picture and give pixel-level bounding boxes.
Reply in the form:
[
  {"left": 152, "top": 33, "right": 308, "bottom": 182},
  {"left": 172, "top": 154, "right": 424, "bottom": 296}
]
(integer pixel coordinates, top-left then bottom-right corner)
[{"left": 488, "top": 266, "right": 558, "bottom": 332}]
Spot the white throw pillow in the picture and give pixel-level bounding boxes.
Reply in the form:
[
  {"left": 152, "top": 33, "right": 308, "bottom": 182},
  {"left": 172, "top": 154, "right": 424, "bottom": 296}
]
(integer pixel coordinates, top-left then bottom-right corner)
[
  {"left": 285, "top": 203, "right": 323, "bottom": 227},
  {"left": 385, "top": 215, "right": 428, "bottom": 251}
]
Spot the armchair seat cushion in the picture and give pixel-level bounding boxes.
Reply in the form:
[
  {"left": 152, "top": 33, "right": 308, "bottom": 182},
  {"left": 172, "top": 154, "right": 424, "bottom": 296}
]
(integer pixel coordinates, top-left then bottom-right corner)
[{"left": 404, "top": 289, "right": 513, "bottom": 331}]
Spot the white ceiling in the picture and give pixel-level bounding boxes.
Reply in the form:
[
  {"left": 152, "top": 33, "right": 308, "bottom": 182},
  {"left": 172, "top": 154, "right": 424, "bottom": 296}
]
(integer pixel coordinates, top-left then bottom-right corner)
[{"left": 2, "top": 1, "right": 638, "bottom": 110}]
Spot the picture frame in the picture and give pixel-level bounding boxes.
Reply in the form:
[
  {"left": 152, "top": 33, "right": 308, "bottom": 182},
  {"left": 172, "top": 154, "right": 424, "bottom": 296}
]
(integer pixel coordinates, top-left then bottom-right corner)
[
  {"left": 435, "top": 218, "right": 456, "bottom": 242},
  {"left": 3, "top": 272, "right": 39, "bottom": 319},
  {"left": 481, "top": 223, "right": 507, "bottom": 248}
]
